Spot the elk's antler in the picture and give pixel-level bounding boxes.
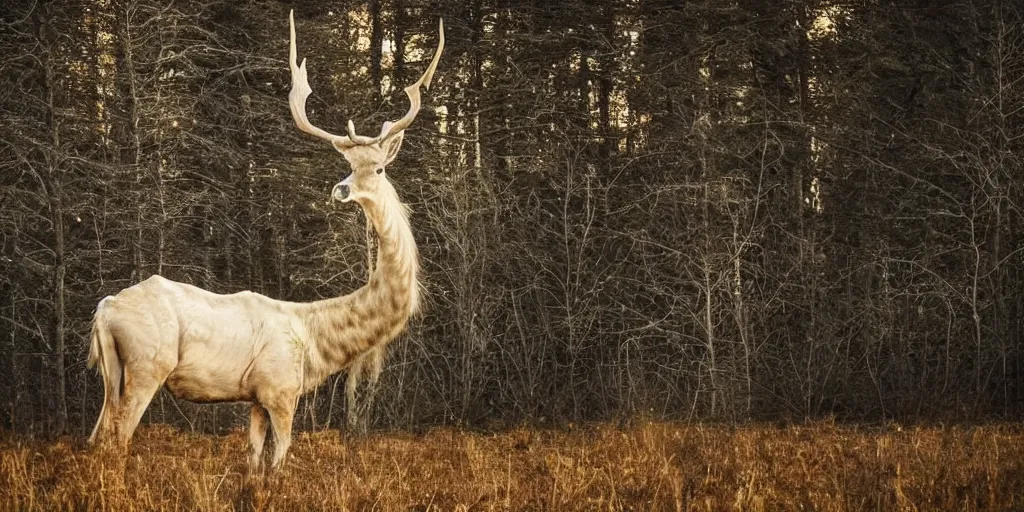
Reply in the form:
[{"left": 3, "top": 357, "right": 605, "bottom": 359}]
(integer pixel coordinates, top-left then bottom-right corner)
[
  {"left": 288, "top": 10, "right": 444, "bottom": 148},
  {"left": 288, "top": 10, "right": 356, "bottom": 148},
  {"left": 368, "top": 19, "right": 445, "bottom": 143}
]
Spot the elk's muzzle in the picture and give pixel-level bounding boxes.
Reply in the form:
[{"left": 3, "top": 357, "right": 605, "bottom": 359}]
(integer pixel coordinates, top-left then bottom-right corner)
[
  {"left": 332, "top": 183, "right": 351, "bottom": 202},
  {"left": 332, "top": 174, "right": 354, "bottom": 202}
]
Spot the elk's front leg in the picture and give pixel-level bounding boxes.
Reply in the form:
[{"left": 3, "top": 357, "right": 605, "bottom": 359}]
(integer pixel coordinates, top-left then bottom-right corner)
[
  {"left": 266, "top": 396, "right": 297, "bottom": 472},
  {"left": 248, "top": 404, "right": 270, "bottom": 473}
]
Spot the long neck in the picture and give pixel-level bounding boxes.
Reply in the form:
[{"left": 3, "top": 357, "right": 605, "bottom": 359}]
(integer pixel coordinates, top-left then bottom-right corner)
[
  {"left": 364, "top": 181, "right": 420, "bottom": 312},
  {"left": 301, "top": 180, "right": 420, "bottom": 380}
]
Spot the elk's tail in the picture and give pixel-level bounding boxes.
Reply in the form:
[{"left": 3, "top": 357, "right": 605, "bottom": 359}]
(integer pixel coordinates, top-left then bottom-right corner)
[{"left": 88, "top": 297, "right": 122, "bottom": 445}]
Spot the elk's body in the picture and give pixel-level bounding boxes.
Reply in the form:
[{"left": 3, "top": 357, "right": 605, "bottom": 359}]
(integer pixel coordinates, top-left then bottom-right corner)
[{"left": 88, "top": 11, "right": 441, "bottom": 472}]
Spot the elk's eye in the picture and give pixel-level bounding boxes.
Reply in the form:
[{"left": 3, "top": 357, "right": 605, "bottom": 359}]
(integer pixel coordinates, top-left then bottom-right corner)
[{"left": 376, "top": 167, "right": 384, "bottom": 175}]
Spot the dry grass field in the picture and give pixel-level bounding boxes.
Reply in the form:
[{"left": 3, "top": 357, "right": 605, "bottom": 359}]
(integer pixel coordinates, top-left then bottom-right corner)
[{"left": 2, "top": 421, "right": 1023, "bottom": 511}]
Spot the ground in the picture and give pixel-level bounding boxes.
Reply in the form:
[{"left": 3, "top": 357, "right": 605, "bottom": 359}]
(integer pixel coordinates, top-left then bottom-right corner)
[{"left": 2, "top": 421, "right": 1023, "bottom": 510}]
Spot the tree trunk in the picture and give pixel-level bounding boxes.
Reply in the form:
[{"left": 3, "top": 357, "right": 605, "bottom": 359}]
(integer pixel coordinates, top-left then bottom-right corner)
[
  {"left": 370, "top": 0, "right": 383, "bottom": 103},
  {"left": 39, "top": 3, "right": 68, "bottom": 433}
]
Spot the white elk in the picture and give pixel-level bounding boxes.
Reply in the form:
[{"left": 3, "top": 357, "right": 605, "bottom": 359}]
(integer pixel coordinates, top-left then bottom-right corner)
[{"left": 87, "top": 10, "right": 443, "bottom": 472}]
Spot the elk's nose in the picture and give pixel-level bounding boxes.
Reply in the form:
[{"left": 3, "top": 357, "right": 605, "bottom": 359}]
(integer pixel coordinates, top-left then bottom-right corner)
[{"left": 332, "top": 183, "right": 350, "bottom": 201}]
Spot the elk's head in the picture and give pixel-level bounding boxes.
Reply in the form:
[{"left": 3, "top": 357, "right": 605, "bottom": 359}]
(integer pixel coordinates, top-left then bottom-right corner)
[{"left": 288, "top": 10, "right": 444, "bottom": 205}]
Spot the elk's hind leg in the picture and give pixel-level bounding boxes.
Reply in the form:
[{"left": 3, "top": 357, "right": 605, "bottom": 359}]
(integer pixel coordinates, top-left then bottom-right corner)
[{"left": 117, "top": 363, "right": 172, "bottom": 447}]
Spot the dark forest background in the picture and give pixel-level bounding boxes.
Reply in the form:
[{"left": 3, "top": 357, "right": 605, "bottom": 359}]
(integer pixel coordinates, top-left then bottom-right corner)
[{"left": 2, "top": 0, "right": 1023, "bottom": 436}]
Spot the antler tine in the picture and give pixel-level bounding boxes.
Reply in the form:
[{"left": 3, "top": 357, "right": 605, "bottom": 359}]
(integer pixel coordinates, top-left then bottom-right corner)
[
  {"left": 288, "top": 10, "right": 353, "bottom": 147},
  {"left": 373, "top": 19, "right": 445, "bottom": 143},
  {"left": 347, "top": 119, "right": 378, "bottom": 145}
]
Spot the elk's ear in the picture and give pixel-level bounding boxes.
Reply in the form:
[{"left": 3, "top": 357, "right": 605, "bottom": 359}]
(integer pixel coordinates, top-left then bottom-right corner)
[{"left": 381, "top": 131, "right": 405, "bottom": 166}]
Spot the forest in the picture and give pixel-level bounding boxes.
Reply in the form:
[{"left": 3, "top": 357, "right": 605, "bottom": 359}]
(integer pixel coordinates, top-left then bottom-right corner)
[{"left": 1, "top": 0, "right": 1023, "bottom": 439}]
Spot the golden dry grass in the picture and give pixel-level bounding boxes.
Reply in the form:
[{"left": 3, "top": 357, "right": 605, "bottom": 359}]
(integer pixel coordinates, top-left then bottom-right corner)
[{"left": 2, "top": 421, "right": 1023, "bottom": 511}]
